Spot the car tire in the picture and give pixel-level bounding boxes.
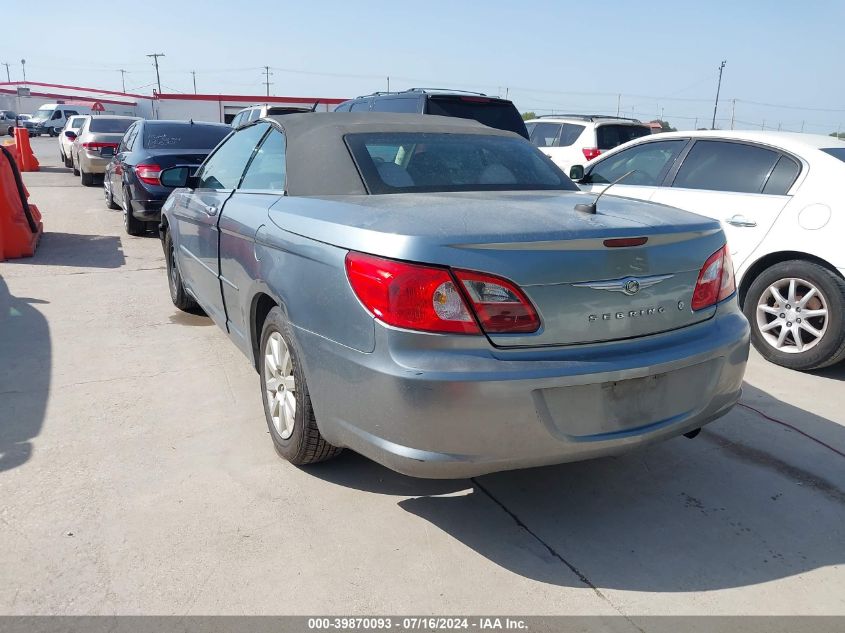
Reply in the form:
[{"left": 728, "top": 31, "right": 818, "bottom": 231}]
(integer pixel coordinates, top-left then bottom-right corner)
[
  {"left": 72, "top": 155, "right": 80, "bottom": 176},
  {"left": 259, "top": 307, "right": 343, "bottom": 466},
  {"left": 64, "top": 153, "right": 73, "bottom": 168},
  {"left": 743, "top": 260, "right": 845, "bottom": 371},
  {"left": 80, "top": 169, "right": 95, "bottom": 186},
  {"left": 122, "top": 189, "right": 145, "bottom": 236},
  {"left": 7, "top": 126, "right": 13, "bottom": 136},
  {"left": 104, "top": 179, "right": 120, "bottom": 210},
  {"left": 164, "top": 231, "right": 198, "bottom": 312}
]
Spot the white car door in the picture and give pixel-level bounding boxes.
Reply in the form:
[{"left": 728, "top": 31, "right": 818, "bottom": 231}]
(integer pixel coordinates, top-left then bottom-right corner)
[
  {"left": 578, "top": 138, "right": 690, "bottom": 203},
  {"left": 650, "top": 139, "right": 800, "bottom": 269}
]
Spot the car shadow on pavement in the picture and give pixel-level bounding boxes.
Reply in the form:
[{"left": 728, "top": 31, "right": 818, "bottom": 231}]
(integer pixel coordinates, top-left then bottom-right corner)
[
  {"left": 808, "top": 362, "right": 845, "bottom": 381},
  {"left": 2, "top": 232, "right": 125, "bottom": 269},
  {"left": 311, "top": 383, "right": 844, "bottom": 592},
  {"left": 0, "top": 276, "right": 50, "bottom": 472}
]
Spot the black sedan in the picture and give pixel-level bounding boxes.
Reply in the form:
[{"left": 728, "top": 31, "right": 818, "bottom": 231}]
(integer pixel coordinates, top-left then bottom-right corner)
[{"left": 105, "top": 119, "right": 231, "bottom": 235}]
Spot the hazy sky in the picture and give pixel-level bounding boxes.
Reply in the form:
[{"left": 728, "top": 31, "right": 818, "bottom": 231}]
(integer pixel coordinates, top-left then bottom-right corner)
[{"left": 4, "top": 0, "right": 844, "bottom": 132}]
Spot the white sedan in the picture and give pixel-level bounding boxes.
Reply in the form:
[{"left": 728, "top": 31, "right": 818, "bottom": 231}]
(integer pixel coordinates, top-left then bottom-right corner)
[{"left": 570, "top": 130, "right": 845, "bottom": 371}]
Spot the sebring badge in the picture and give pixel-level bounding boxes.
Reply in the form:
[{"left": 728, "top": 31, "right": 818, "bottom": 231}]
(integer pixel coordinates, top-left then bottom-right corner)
[{"left": 573, "top": 273, "right": 674, "bottom": 296}]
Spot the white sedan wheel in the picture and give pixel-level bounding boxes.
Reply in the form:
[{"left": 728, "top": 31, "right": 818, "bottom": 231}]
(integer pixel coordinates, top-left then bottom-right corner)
[{"left": 756, "top": 277, "right": 829, "bottom": 354}]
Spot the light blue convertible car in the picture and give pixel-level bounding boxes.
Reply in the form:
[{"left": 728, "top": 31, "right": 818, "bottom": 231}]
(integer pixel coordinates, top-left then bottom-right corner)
[{"left": 159, "top": 113, "right": 749, "bottom": 478}]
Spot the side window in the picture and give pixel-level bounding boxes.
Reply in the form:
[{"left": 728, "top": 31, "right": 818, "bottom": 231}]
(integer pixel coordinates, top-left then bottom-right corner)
[
  {"left": 51, "top": 110, "right": 62, "bottom": 120},
  {"left": 558, "top": 123, "right": 585, "bottom": 147},
  {"left": 240, "top": 129, "right": 286, "bottom": 191},
  {"left": 64, "top": 110, "right": 78, "bottom": 117},
  {"left": 350, "top": 100, "right": 371, "bottom": 112},
  {"left": 672, "top": 140, "right": 780, "bottom": 193},
  {"left": 371, "top": 98, "right": 419, "bottom": 113},
  {"left": 528, "top": 123, "right": 562, "bottom": 148},
  {"left": 588, "top": 140, "right": 687, "bottom": 186},
  {"left": 334, "top": 103, "right": 352, "bottom": 112},
  {"left": 197, "top": 123, "right": 268, "bottom": 190},
  {"left": 247, "top": 108, "right": 261, "bottom": 122},
  {"left": 762, "top": 155, "right": 801, "bottom": 195},
  {"left": 119, "top": 124, "right": 136, "bottom": 152}
]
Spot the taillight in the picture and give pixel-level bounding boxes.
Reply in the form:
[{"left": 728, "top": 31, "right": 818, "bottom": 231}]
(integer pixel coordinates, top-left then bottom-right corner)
[
  {"left": 344, "top": 252, "right": 541, "bottom": 335},
  {"left": 691, "top": 245, "right": 736, "bottom": 311},
  {"left": 135, "top": 163, "right": 162, "bottom": 186},
  {"left": 582, "top": 147, "right": 602, "bottom": 161},
  {"left": 453, "top": 269, "right": 540, "bottom": 333},
  {"left": 82, "top": 142, "right": 119, "bottom": 152},
  {"left": 345, "top": 252, "right": 480, "bottom": 334}
]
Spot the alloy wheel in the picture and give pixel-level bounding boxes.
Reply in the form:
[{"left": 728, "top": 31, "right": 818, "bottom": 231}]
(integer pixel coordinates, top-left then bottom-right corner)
[
  {"left": 263, "top": 332, "right": 297, "bottom": 440},
  {"left": 756, "top": 277, "right": 829, "bottom": 354}
]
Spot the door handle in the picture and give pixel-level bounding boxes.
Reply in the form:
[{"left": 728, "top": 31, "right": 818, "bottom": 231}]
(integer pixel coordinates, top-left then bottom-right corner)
[
  {"left": 725, "top": 214, "right": 757, "bottom": 227},
  {"left": 202, "top": 204, "right": 219, "bottom": 216}
]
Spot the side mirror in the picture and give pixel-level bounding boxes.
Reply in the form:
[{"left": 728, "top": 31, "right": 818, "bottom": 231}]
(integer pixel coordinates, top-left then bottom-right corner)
[
  {"left": 65, "top": 131, "right": 77, "bottom": 140},
  {"left": 160, "top": 166, "right": 197, "bottom": 189},
  {"left": 569, "top": 165, "right": 586, "bottom": 181}
]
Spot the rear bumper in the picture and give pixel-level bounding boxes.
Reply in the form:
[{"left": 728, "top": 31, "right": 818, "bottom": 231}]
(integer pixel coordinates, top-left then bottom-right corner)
[
  {"left": 297, "top": 299, "right": 750, "bottom": 478},
  {"left": 79, "top": 153, "right": 112, "bottom": 174},
  {"left": 130, "top": 199, "right": 164, "bottom": 222}
]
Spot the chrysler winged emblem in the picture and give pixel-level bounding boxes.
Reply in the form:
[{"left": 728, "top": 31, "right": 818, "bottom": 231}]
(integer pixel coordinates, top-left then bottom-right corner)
[{"left": 573, "top": 274, "right": 674, "bottom": 296}]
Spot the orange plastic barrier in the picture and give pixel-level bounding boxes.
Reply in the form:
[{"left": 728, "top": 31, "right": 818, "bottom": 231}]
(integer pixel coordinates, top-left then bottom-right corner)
[
  {"left": 0, "top": 145, "right": 43, "bottom": 261},
  {"left": 13, "top": 127, "right": 40, "bottom": 172},
  {"left": 1, "top": 138, "right": 22, "bottom": 170}
]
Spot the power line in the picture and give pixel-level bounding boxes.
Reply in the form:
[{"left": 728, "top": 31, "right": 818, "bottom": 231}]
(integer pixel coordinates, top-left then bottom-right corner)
[{"left": 146, "top": 53, "right": 165, "bottom": 94}]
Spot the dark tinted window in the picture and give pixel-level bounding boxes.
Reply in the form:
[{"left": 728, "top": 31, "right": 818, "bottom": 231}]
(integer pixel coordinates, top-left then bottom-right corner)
[
  {"left": 425, "top": 96, "right": 529, "bottom": 138},
  {"left": 822, "top": 148, "right": 845, "bottom": 162},
  {"left": 762, "top": 156, "right": 801, "bottom": 195},
  {"left": 371, "top": 97, "right": 421, "bottom": 113},
  {"left": 119, "top": 124, "right": 138, "bottom": 152},
  {"left": 143, "top": 123, "right": 230, "bottom": 150},
  {"left": 595, "top": 124, "right": 651, "bottom": 150},
  {"left": 197, "top": 123, "right": 268, "bottom": 189},
  {"left": 559, "top": 123, "right": 585, "bottom": 147},
  {"left": 349, "top": 100, "right": 371, "bottom": 112},
  {"left": 528, "top": 122, "right": 562, "bottom": 147},
  {"left": 673, "top": 141, "right": 779, "bottom": 193},
  {"left": 346, "top": 132, "right": 575, "bottom": 194},
  {"left": 589, "top": 140, "right": 687, "bottom": 186},
  {"left": 333, "top": 102, "right": 352, "bottom": 112},
  {"left": 240, "top": 130, "right": 286, "bottom": 190},
  {"left": 89, "top": 118, "right": 136, "bottom": 133}
]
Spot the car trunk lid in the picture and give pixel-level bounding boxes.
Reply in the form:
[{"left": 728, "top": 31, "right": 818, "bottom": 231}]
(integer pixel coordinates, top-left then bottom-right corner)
[{"left": 271, "top": 191, "right": 726, "bottom": 347}]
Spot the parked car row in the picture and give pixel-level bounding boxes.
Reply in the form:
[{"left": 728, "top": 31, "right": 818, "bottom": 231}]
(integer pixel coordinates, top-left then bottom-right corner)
[
  {"left": 53, "top": 114, "right": 230, "bottom": 235},
  {"left": 1, "top": 110, "right": 30, "bottom": 136}
]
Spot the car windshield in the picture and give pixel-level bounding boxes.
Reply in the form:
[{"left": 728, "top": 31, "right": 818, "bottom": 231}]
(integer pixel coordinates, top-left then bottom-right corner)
[
  {"left": 345, "top": 132, "right": 576, "bottom": 194},
  {"left": 143, "top": 123, "right": 230, "bottom": 149},
  {"left": 68, "top": 117, "right": 86, "bottom": 130},
  {"left": 821, "top": 148, "right": 845, "bottom": 163},
  {"left": 425, "top": 96, "right": 529, "bottom": 138},
  {"left": 32, "top": 109, "right": 54, "bottom": 121},
  {"left": 89, "top": 118, "right": 136, "bottom": 133}
]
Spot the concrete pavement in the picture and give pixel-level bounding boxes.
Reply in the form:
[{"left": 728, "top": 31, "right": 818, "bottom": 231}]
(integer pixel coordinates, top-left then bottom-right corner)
[{"left": 1, "top": 137, "right": 843, "bottom": 616}]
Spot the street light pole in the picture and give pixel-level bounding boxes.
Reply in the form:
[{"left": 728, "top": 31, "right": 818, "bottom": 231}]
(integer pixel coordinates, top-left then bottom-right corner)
[
  {"left": 711, "top": 60, "right": 726, "bottom": 129},
  {"left": 2, "top": 62, "right": 10, "bottom": 82},
  {"left": 146, "top": 53, "right": 165, "bottom": 94},
  {"left": 20, "top": 58, "right": 26, "bottom": 83},
  {"left": 191, "top": 71, "right": 197, "bottom": 94}
]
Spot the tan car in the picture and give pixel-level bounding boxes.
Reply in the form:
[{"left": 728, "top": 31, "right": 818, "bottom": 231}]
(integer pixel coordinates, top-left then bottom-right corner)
[{"left": 71, "top": 115, "right": 140, "bottom": 186}]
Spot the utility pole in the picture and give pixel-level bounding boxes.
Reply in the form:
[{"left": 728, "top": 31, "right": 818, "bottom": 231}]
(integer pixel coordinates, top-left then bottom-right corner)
[
  {"left": 118, "top": 69, "right": 127, "bottom": 93},
  {"left": 20, "top": 58, "right": 26, "bottom": 83},
  {"left": 147, "top": 53, "right": 165, "bottom": 94},
  {"left": 191, "top": 71, "right": 197, "bottom": 94},
  {"left": 711, "top": 59, "right": 726, "bottom": 129},
  {"left": 616, "top": 93, "right": 621, "bottom": 117},
  {"left": 263, "top": 66, "right": 272, "bottom": 97},
  {"left": 387, "top": 76, "right": 390, "bottom": 92},
  {"left": 694, "top": 117, "right": 698, "bottom": 129},
  {"left": 660, "top": 106, "right": 665, "bottom": 122},
  {"left": 730, "top": 98, "right": 736, "bottom": 130},
  {"left": 761, "top": 119, "right": 765, "bottom": 131},
  {"left": 800, "top": 120, "right": 805, "bottom": 133},
  {"left": 2, "top": 62, "right": 10, "bottom": 82}
]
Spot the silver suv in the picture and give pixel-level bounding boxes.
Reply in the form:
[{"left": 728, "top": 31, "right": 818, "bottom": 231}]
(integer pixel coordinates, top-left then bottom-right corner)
[{"left": 230, "top": 103, "right": 314, "bottom": 127}]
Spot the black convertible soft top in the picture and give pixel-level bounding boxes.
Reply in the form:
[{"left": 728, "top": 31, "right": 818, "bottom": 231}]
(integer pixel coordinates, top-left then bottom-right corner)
[{"left": 266, "top": 112, "right": 521, "bottom": 197}]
